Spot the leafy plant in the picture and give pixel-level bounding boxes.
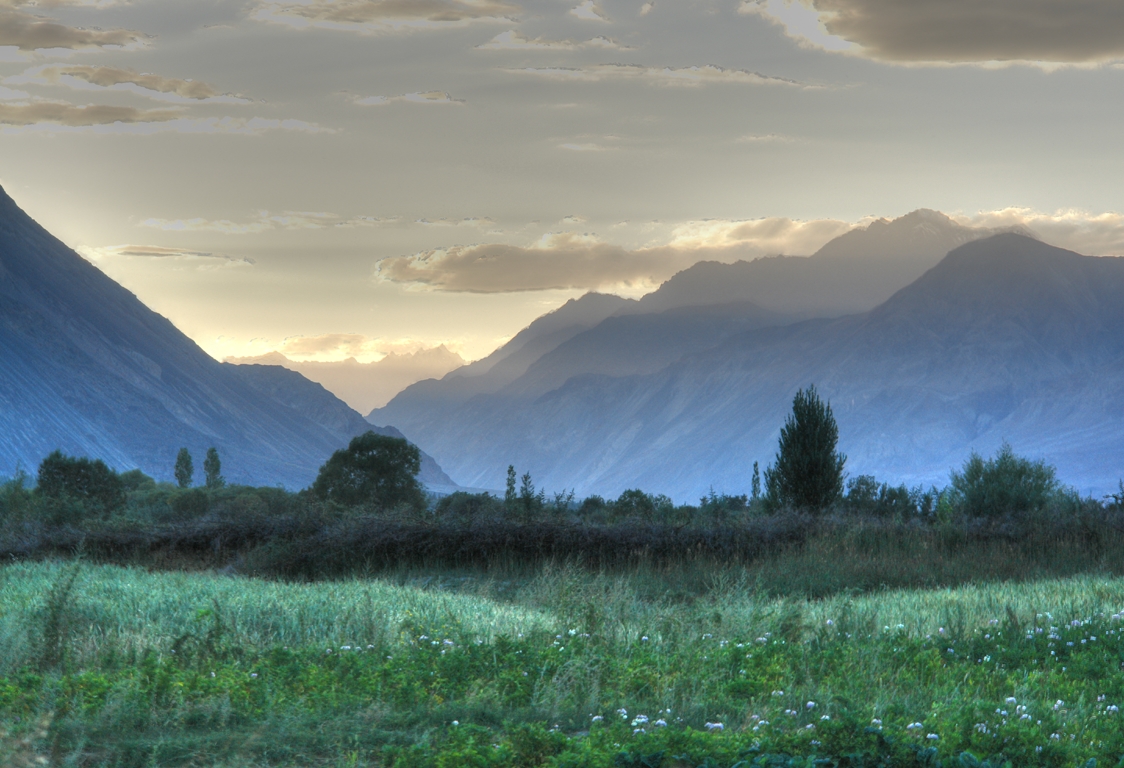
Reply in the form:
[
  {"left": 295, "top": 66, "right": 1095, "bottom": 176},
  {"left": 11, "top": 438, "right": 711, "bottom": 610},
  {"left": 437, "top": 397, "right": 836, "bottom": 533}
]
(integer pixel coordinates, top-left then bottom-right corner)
[
  {"left": 764, "top": 385, "right": 846, "bottom": 512},
  {"left": 949, "top": 442, "right": 1061, "bottom": 518}
]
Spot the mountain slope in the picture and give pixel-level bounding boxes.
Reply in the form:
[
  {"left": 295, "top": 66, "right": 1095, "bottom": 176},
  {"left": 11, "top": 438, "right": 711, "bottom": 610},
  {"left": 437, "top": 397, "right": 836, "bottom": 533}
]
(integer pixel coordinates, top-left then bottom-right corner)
[
  {"left": 630, "top": 209, "right": 1009, "bottom": 316},
  {"left": 0, "top": 186, "right": 449, "bottom": 489},
  {"left": 376, "top": 235, "right": 1124, "bottom": 499},
  {"left": 227, "top": 346, "right": 464, "bottom": 414}
]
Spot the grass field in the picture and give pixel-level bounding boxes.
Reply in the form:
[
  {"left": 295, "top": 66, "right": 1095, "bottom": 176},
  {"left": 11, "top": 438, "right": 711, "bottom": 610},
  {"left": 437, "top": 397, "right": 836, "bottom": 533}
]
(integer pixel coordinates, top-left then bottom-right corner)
[{"left": 4, "top": 560, "right": 1124, "bottom": 767}]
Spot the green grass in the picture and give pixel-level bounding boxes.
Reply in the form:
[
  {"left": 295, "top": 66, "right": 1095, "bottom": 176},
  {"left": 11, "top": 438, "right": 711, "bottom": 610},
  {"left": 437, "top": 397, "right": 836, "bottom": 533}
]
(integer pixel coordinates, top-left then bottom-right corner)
[{"left": 5, "top": 561, "right": 1124, "bottom": 766}]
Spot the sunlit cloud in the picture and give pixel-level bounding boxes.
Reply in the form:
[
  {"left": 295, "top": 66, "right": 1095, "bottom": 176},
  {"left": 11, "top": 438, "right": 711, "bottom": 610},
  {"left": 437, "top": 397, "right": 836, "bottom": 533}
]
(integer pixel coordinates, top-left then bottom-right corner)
[
  {"left": 0, "top": 5, "right": 145, "bottom": 52},
  {"left": 2, "top": 112, "right": 331, "bottom": 134},
  {"left": 375, "top": 217, "right": 857, "bottom": 293},
  {"left": 667, "top": 216, "right": 853, "bottom": 252},
  {"left": 0, "top": 100, "right": 181, "bottom": 126},
  {"left": 742, "top": 0, "right": 1124, "bottom": 66},
  {"left": 569, "top": 0, "right": 609, "bottom": 22},
  {"left": 7, "top": 65, "right": 250, "bottom": 104},
  {"left": 77, "top": 244, "right": 255, "bottom": 269},
  {"left": 639, "top": 2, "right": 653, "bottom": 15},
  {"left": 140, "top": 211, "right": 396, "bottom": 234},
  {"left": 476, "top": 29, "right": 626, "bottom": 50},
  {"left": 507, "top": 63, "right": 804, "bottom": 87},
  {"left": 252, "top": 0, "right": 520, "bottom": 33},
  {"left": 353, "top": 90, "right": 462, "bottom": 105},
  {"left": 270, "top": 333, "right": 453, "bottom": 363},
  {"left": 0, "top": 85, "right": 31, "bottom": 99},
  {"left": 952, "top": 208, "right": 1124, "bottom": 256}
]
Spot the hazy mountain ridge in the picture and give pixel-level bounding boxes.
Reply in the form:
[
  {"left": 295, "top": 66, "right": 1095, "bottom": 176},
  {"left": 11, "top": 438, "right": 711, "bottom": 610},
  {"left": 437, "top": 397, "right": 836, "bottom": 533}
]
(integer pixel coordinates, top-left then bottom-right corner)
[
  {"left": 375, "top": 234, "right": 1124, "bottom": 499},
  {"left": 0, "top": 186, "right": 452, "bottom": 489},
  {"left": 227, "top": 346, "right": 464, "bottom": 414}
]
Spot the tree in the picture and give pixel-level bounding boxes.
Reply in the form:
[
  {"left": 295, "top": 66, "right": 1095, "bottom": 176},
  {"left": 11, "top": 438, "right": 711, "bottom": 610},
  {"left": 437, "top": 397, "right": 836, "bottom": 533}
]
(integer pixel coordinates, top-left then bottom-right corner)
[
  {"left": 36, "top": 450, "right": 126, "bottom": 513},
  {"left": 174, "top": 448, "right": 194, "bottom": 489},
  {"left": 312, "top": 431, "right": 425, "bottom": 509},
  {"left": 949, "top": 442, "right": 1061, "bottom": 518},
  {"left": 203, "top": 447, "right": 225, "bottom": 489},
  {"left": 504, "top": 465, "right": 517, "bottom": 510},
  {"left": 764, "top": 385, "right": 846, "bottom": 511}
]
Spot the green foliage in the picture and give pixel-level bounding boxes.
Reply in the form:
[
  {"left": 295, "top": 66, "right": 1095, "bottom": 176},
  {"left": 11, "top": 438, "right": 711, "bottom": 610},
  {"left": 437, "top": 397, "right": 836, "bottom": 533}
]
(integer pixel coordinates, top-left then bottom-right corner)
[
  {"left": 612, "top": 489, "right": 675, "bottom": 522},
  {"left": 118, "top": 468, "right": 156, "bottom": 493},
  {"left": 7, "top": 561, "right": 1124, "bottom": 766},
  {"left": 174, "top": 447, "right": 194, "bottom": 489},
  {"left": 203, "top": 447, "right": 225, "bottom": 490},
  {"left": 505, "top": 465, "right": 517, "bottom": 510},
  {"left": 764, "top": 385, "right": 846, "bottom": 512},
  {"left": 435, "top": 491, "right": 504, "bottom": 522},
  {"left": 949, "top": 442, "right": 1062, "bottom": 518},
  {"left": 35, "top": 450, "right": 125, "bottom": 514},
  {"left": 312, "top": 431, "right": 425, "bottom": 510},
  {"left": 844, "top": 475, "right": 931, "bottom": 519}
]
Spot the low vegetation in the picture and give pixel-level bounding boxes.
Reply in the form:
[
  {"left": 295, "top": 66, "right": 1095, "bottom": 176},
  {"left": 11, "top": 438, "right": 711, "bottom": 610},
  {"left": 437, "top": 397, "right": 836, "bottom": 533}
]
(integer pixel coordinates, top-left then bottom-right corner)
[{"left": 3, "top": 394, "right": 1124, "bottom": 765}]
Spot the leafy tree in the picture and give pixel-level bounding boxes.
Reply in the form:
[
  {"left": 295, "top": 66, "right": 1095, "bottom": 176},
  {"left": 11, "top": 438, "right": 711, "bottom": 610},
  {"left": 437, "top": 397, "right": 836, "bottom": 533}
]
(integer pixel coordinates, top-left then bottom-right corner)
[
  {"left": 949, "top": 442, "right": 1061, "bottom": 518},
  {"left": 174, "top": 448, "right": 194, "bottom": 489},
  {"left": 504, "top": 465, "right": 517, "bottom": 510},
  {"left": 203, "top": 447, "right": 225, "bottom": 489},
  {"left": 751, "top": 461, "right": 761, "bottom": 502},
  {"left": 764, "top": 385, "right": 846, "bottom": 511},
  {"left": 119, "top": 469, "right": 156, "bottom": 493},
  {"left": 36, "top": 450, "right": 125, "bottom": 513},
  {"left": 312, "top": 431, "right": 425, "bottom": 509}
]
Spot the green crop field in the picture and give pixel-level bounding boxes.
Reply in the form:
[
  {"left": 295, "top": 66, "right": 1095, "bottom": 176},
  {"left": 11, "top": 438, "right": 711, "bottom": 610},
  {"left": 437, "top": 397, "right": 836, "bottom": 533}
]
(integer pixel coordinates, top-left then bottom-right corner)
[{"left": 4, "top": 560, "right": 1124, "bottom": 767}]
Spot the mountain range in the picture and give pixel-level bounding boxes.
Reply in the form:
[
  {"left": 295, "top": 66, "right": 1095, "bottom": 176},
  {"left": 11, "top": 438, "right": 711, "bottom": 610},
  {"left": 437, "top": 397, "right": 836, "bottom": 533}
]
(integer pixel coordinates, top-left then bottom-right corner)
[
  {"left": 0, "top": 186, "right": 451, "bottom": 489},
  {"left": 226, "top": 346, "right": 464, "bottom": 415},
  {"left": 373, "top": 219, "right": 1124, "bottom": 499}
]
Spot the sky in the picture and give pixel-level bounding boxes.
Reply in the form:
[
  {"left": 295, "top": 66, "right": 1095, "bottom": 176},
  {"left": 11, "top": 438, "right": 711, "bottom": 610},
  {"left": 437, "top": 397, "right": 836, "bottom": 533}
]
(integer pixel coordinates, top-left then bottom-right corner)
[{"left": 3, "top": 0, "right": 1124, "bottom": 364}]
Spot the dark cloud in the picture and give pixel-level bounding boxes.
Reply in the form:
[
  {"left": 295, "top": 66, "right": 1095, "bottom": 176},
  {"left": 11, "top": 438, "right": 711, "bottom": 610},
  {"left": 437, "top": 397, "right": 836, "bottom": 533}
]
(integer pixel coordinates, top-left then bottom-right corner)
[
  {"left": 811, "top": 0, "right": 1124, "bottom": 64},
  {"left": 0, "top": 7, "right": 143, "bottom": 51},
  {"left": 0, "top": 101, "right": 180, "bottom": 126}
]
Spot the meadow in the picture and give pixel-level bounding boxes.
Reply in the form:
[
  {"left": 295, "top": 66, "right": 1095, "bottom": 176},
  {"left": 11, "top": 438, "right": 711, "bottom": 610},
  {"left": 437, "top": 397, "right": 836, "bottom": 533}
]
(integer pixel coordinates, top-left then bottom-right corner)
[{"left": 4, "top": 558, "right": 1124, "bottom": 767}]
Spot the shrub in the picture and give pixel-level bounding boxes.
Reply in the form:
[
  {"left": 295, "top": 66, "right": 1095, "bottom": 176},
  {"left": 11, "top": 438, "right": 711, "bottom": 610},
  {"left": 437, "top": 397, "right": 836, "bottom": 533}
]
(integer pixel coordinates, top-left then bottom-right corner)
[
  {"left": 312, "top": 431, "right": 425, "bottom": 510},
  {"left": 435, "top": 492, "right": 503, "bottom": 522},
  {"left": 764, "top": 385, "right": 846, "bottom": 512},
  {"left": 949, "top": 442, "right": 1061, "bottom": 518},
  {"left": 844, "top": 475, "right": 916, "bottom": 518},
  {"left": 119, "top": 468, "right": 156, "bottom": 493},
  {"left": 36, "top": 450, "right": 126, "bottom": 514}
]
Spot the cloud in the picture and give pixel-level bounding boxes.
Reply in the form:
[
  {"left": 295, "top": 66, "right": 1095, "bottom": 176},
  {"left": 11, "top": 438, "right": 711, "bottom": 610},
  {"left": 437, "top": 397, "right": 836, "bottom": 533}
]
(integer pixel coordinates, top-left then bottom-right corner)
[
  {"left": 0, "top": 85, "right": 31, "bottom": 99},
  {"left": 476, "top": 29, "right": 626, "bottom": 50},
  {"left": 375, "top": 218, "right": 856, "bottom": 293},
  {"left": 416, "top": 216, "right": 495, "bottom": 228},
  {"left": 0, "top": 100, "right": 181, "bottom": 126},
  {"left": 736, "top": 133, "right": 795, "bottom": 143},
  {"left": 559, "top": 141, "right": 610, "bottom": 151},
  {"left": 742, "top": 0, "right": 1124, "bottom": 65},
  {"left": 8, "top": 65, "right": 250, "bottom": 103},
  {"left": 140, "top": 211, "right": 394, "bottom": 234},
  {"left": 0, "top": 6, "right": 145, "bottom": 52},
  {"left": 2, "top": 113, "right": 331, "bottom": 134},
  {"left": 354, "top": 91, "right": 462, "bottom": 105},
  {"left": 252, "top": 0, "right": 520, "bottom": 33},
  {"left": 952, "top": 208, "right": 1124, "bottom": 256},
  {"left": 667, "top": 216, "right": 853, "bottom": 252},
  {"left": 639, "top": 2, "right": 653, "bottom": 15},
  {"left": 569, "top": 0, "right": 609, "bottom": 22},
  {"left": 78, "top": 244, "right": 255, "bottom": 269},
  {"left": 507, "top": 63, "right": 804, "bottom": 87}
]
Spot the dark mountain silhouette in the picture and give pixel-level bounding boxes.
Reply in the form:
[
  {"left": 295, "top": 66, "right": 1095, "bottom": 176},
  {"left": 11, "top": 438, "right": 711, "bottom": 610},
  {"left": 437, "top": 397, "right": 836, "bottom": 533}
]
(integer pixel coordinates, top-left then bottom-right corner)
[
  {"left": 375, "top": 234, "right": 1124, "bottom": 499},
  {"left": 0, "top": 186, "right": 451, "bottom": 489}
]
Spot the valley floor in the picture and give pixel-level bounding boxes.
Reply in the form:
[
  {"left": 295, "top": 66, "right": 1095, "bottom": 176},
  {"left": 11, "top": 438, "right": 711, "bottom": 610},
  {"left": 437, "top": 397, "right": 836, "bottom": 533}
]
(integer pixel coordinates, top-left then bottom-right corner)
[{"left": 3, "top": 560, "right": 1124, "bottom": 767}]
